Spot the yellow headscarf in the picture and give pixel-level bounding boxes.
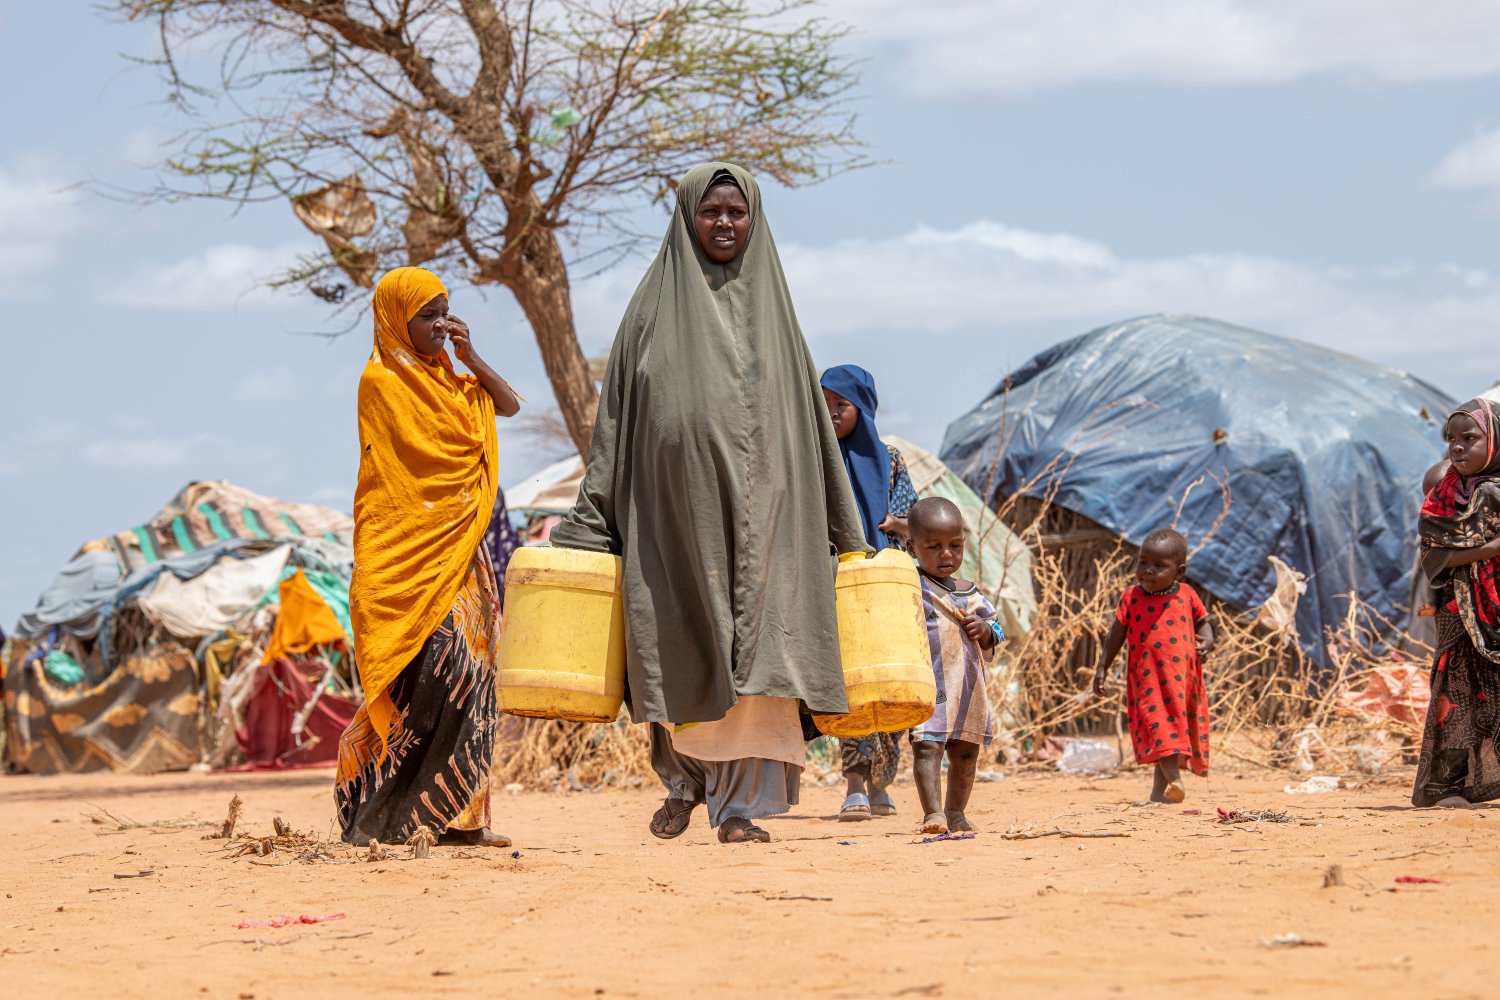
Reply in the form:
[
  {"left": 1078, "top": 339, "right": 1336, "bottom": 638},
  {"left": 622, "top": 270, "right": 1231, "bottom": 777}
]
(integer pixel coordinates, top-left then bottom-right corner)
[{"left": 351, "top": 267, "right": 498, "bottom": 756}]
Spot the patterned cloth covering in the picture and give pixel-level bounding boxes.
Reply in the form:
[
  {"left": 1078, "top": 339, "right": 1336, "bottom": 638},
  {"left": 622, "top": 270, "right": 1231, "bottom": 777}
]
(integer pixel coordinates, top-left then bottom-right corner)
[
  {"left": 4, "top": 645, "right": 201, "bottom": 773},
  {"left": 98, "top": 480, "right": 353, "bottom": 577},
  {"left": 6, "top": 481, "right": 357, "bottom": 775},
  {"left": 1115, "top": 582, "right": 1211, "bottom": 776},
  {"left": 335, "top": 547, "right": 501, "bottom": 844},
  {"left": 910, "top": 575, "right": 997, "bottom": 746}
]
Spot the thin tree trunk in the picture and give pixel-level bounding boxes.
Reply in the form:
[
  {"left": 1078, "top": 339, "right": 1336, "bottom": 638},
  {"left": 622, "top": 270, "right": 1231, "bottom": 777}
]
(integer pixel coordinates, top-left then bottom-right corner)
[{"left": 508, "top": 233, "right": 599, "bottom": 456}]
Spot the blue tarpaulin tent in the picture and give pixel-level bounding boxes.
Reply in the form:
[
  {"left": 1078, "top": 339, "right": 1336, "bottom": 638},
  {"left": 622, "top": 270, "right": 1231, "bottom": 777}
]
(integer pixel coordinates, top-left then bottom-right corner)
[{"left": 939, "top": 314, "right": 1455, "bottom": 667}]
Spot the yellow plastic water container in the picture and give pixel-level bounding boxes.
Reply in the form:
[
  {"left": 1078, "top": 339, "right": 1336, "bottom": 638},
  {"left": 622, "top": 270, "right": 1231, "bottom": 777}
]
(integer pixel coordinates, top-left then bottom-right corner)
[
  {"left": 496, "top": 547, "right": 626, "bottom": 723},
  {"left": 813, "top": 548, "right": 936, "bottom": 738}
]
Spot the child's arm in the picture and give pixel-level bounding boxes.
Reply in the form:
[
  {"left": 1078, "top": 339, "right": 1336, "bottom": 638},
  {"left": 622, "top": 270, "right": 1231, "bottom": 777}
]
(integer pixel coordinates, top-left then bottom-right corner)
[
  {"left": 1092, "top": 619, "right": 1127, "bottom": 697},
  {"left": 1196, "top": 616, "right": 1215, "bottom": 654},
  {"left": 447, "top": 316, "right": 522, "bottom": 417},
  {"left": 1435, "top": 536, "right": 1500, "bottom": 570}
]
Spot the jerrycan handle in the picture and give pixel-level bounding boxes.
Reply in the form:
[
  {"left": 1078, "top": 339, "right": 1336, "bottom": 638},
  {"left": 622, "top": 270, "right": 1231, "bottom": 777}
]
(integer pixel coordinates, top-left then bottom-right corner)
[{"left": 837, "top": 551, "right": 872, "bottom": 563}]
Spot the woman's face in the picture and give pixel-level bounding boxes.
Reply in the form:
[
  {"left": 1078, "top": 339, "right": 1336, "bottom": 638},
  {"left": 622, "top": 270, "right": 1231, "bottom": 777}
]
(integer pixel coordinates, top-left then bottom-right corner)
[
  {"left": 407, "top": 293, "right": 450, "bottom": 356},
  {"left": 694, "top": 184, "right": 751, "bottom": 263},
  {"left": 1446, "top": 411, "right": 1491, "bottom": 476},
  {"left": 823, "top": 388, "right": 859, "bottom": 440}
]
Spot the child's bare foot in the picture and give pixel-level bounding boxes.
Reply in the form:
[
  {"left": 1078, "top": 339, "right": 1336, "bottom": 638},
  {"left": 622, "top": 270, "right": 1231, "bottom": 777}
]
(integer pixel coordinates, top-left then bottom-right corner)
[
  {"left": 946, "top": 811, "right": 975, "bottom": 833},
  {"left": 1148, "top": 765, "right": 1168, "bottom": 803},
  {"left": 1162, "top": 780, "right": 1186, "bottom": 804},
  {"left": 920, "top": 812, "right": 948, "bottom": 834}
]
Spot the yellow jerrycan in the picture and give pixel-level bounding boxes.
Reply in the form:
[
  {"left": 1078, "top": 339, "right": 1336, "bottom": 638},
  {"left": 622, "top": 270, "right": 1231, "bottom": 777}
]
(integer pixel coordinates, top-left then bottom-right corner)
[
  {"left": 813, "top": 548, "right": 936, "bottom": 738},
  {"left": 496, "top": 547, "right": 626, "bottom": 723}
]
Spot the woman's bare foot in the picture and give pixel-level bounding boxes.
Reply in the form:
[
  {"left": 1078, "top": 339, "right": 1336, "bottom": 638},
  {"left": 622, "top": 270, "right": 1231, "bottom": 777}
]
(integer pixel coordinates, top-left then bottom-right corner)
[
  {"left": 946, "top": 811, "right": 975, "bottom": 833},
  {"left": 1162, "top": 780, "right": 1186, "bottom": 804},
  {"left": 438, "top": 827, "right": 512, "bottom": 847},
  {"left": 920, "top": 812, "right": 948, "bottom": 834}
]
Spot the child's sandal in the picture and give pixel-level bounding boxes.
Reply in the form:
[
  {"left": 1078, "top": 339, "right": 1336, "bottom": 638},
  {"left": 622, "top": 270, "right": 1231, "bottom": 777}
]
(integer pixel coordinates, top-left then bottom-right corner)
[{"left": 838, "top": 792, "right": 872, "bottom": 822}]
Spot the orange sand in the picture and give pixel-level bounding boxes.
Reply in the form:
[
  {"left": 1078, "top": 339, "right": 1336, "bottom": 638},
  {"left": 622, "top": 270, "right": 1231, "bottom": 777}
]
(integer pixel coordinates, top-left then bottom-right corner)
[{"left": 1, "top": 766, "right": 1492, "bottom": 997}]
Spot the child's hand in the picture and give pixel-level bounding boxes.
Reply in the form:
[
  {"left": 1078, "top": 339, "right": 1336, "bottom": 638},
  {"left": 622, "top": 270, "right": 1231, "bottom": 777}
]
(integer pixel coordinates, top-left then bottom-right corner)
[
  {"left": 962, "top": 613, "right": 993, "bottom": 648},
  {"left": 1091, "top": 668, "right": 1113, "bottom": 699},
  {"left": 445, "top": 315, "right": 479, "bottom": 368}
]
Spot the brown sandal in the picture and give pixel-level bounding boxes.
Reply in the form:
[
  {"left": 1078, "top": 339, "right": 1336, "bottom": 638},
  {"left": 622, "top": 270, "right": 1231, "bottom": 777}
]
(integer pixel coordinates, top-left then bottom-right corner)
[
  {"left": 717, "top": 817, "right": 771, "bottom": 844},
  {"left": 649, "top": 797, "right": 699, "bottom": 839}
]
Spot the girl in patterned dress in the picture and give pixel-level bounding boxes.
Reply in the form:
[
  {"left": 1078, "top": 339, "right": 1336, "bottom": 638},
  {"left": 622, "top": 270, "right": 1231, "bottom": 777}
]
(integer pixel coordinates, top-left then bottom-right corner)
[
  {"left": 1411, "top": 398, "right": 1500, "bottom": 807},
  {"left": 1092, "top": 528, "right": 1214, "bottom": 803},
  {"left": 821, "top": 365, "right": 920, "bottom": 821},
  {"left": 906, "top": 497, "right": 1003, "bottom": 834}
]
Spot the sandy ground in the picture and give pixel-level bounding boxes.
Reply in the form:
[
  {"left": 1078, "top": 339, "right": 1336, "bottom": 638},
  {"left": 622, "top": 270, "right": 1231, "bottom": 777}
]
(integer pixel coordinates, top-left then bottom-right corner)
[{"left": 0, "top": 764, "right": 1492, "bottom": 999}]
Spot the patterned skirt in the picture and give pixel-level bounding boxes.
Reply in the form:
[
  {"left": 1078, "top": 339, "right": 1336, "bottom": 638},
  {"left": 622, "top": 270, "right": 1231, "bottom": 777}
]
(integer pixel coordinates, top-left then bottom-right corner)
[
  {"left": 1412, "top": 609, "right": 1500, "bottom": 807},
  {"left": 335, "top": 548, "right": 501, "bottom": 844},
  {"left": 840, "top": 730, "right": 903, "bottom": 786}
]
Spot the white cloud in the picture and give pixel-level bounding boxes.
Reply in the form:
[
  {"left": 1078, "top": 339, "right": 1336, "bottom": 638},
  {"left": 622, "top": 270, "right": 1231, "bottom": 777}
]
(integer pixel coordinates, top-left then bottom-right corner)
[
  {"left": 1427, "top": 125, "right": 1500, "bottom": 209},
  {"left": 818, "top": 0, "right": 1500, "bottom": 96},
  {"left": 233, "top": 366, "right": 305, "bottom": 402},
  {"left": 571, "top": 219, "right": 1500, "bottom": 397},
  {"left": 93, "top": 240, "right": 317, "bottom": 311},
  {"left": 115, "top": 127, "right": 170, "bottom": 168},
  {"left": 0, "top": 150, "right": 84, "bottom": 297},
  {"left": 81, "top": 433, "right": 228, "bottom": 470}
]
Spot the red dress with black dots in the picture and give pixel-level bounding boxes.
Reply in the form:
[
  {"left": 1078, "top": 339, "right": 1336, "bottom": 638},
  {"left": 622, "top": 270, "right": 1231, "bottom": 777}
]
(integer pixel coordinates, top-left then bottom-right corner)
[{"left": 1116, "top": 582, "right": 1210, "bottom": 775}]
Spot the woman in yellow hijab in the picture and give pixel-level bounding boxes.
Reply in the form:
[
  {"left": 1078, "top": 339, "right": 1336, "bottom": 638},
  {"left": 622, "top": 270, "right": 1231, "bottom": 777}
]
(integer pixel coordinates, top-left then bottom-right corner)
[{"left": 335, "top": 266, "right": 521, "bottom": 847}]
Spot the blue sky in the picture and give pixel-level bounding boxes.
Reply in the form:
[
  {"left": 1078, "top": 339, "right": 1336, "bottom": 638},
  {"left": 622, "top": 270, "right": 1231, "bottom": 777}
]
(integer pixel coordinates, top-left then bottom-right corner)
[{"left": 3, "top": 1, "right": 1500, "bottom": 624}]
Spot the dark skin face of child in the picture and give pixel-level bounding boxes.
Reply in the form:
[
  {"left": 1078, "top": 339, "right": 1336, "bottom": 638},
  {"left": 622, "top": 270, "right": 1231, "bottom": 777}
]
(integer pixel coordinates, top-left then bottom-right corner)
[
  {"left": 823, "top": 388, "right": 859, "bottom": 440},
  {"left": 694, "top": 184, "right": 752, "bottom": 263},
  {"left": 1136, "top": 540, "right": 1186, "bottom": 594},
  {"left": 910, "top": 513, "right": 966, "bottom": 579},
  {"left": 1446, "top": 412, "right": 1490, "bottom": 477},
  {"left": 406, "top": 293, "right": 450, "bottom": 356}
]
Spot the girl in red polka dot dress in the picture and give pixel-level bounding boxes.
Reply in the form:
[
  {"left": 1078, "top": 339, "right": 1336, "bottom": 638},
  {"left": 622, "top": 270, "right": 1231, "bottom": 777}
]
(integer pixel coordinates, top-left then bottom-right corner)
[{"left": 1092, "top": 528, "right": 1215, "bottom": 803}]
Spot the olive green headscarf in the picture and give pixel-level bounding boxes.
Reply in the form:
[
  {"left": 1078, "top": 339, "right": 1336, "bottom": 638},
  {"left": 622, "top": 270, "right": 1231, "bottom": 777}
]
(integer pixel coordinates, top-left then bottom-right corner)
[{"left": 552, "top": 162, "right": 868, "bottom": 723}]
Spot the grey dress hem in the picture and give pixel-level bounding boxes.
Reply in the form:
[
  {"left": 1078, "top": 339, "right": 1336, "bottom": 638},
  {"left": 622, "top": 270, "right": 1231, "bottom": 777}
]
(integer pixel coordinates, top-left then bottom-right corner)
[{"left": 650, "top": 725, "right": 801, "bottom": 828}]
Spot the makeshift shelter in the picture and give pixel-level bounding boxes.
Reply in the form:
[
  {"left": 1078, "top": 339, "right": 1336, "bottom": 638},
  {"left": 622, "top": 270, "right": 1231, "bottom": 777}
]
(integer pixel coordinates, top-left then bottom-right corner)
[
  {"left": 939, "top": 314, "right": 1456, "bottom": 668},
  {"left": 505, "top": 457, "right": 584, "bottom": 543},
  {"left": 4, "top": 481, "right": 359, "bottom": 774}
]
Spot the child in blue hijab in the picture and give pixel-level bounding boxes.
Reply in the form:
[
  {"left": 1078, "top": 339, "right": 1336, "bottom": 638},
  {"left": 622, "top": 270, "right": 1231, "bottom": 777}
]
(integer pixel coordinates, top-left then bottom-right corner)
[
  {"left": 820, "top": 364, "right": 920, "bottom": 819},
  {"left": 821, "top": 365, "right": 915, "bottom": 550}
]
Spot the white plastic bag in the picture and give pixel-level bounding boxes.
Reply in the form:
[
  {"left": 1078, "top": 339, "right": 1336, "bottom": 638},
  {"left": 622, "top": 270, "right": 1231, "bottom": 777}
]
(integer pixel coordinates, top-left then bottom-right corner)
[{"left": 1057, "top": 738, "right": 1120, "bottom": 774}]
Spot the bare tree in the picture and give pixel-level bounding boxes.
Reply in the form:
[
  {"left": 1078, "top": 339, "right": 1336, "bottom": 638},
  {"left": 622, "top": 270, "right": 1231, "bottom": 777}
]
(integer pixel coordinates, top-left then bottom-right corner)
[{"left": 108, "top": 0, "right": 864, "bottom": 453}]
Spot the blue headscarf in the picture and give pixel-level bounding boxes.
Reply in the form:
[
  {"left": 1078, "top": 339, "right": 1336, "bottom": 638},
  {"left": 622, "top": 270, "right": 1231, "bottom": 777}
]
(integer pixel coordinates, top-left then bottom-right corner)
[{"left": 820, "top": 364, "right": 893, "bottom": 550}]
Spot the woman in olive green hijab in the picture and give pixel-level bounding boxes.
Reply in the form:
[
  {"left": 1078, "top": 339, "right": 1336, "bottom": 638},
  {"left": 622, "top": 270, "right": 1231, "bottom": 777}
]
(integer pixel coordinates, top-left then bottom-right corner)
[{"left": 552, "top": 163, "right": 868, "bottom": 843}]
